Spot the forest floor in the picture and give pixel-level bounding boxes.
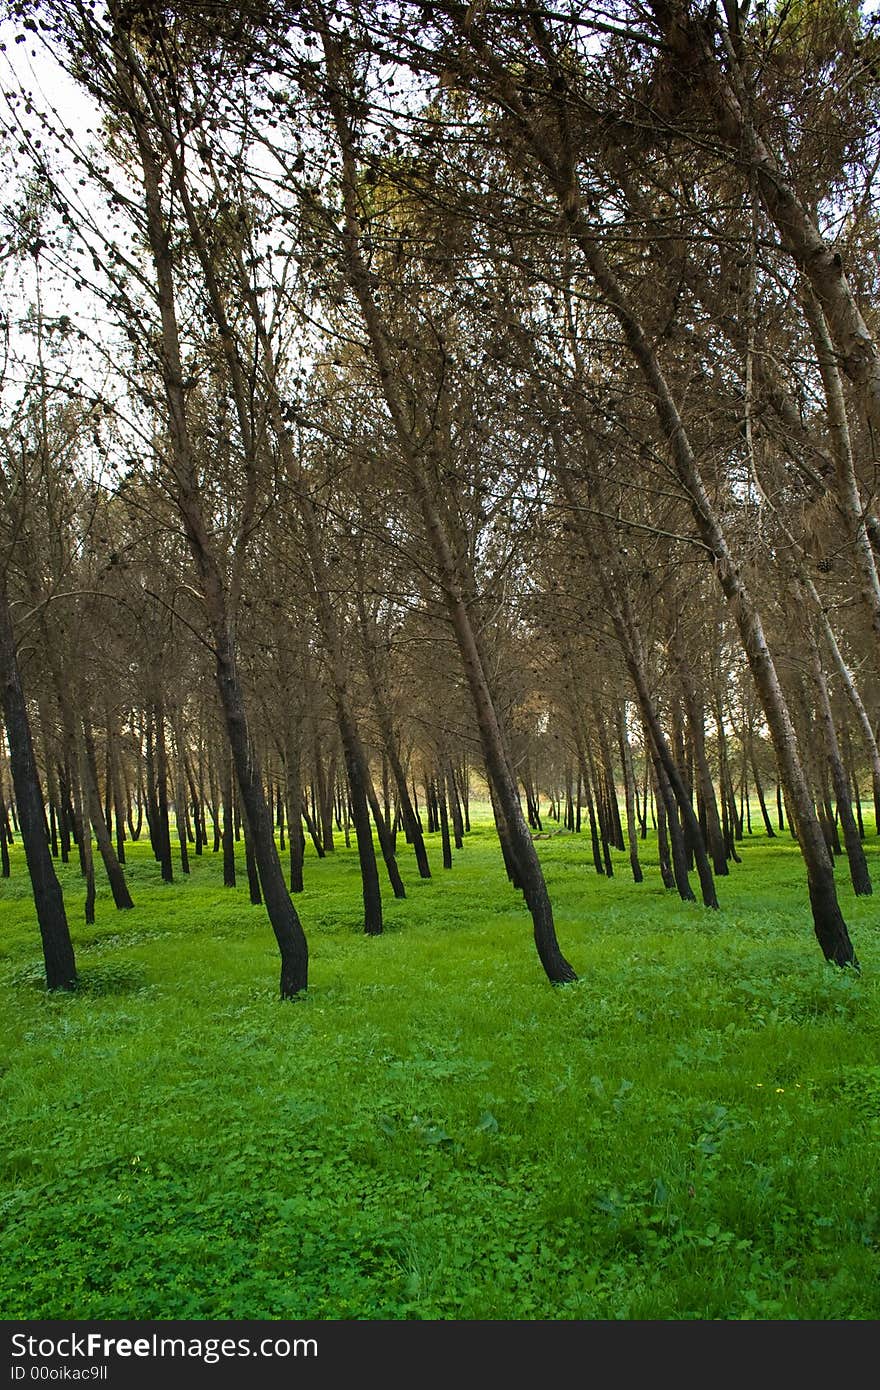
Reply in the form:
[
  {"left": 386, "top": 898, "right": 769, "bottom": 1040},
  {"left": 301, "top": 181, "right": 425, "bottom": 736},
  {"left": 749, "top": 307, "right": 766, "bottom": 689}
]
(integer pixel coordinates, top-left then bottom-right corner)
[{"left": 1, "top": 809, "right": 879, "bottom": 1320}]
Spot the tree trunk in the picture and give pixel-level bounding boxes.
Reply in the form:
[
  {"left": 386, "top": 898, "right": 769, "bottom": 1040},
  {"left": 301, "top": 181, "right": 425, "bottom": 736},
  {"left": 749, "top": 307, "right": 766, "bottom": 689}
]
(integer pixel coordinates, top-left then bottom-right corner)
[
  {"left": 651, "top": 1, "right": 880, "bottom": 437},
  {"left": 447, "top": 759, "right": 465, "bottom": 849},
  {"left": 153, "top": 700, "right": 174, "bottom": 883},
  {"left": 672, "top": 636, "right": 727, "bottom": 875},
  {"left": 751, "top": 747, "right": 776, "bottom": 839},
  {"left": 651, "top": 748, "right": 696, "bottom": 902},
  {"left": 652, "top": 765, "right": 677, "bottom": 891},
  {"left": 243, "top": 814, "right": 262, "bottom": 906},
  {"left": 808, "top": 629, "right": 871, "bottom": 896},
  {"left": 327, "top": 63, "right": 575, "bottom": 983},
  {"left": 170, "top": 712, "right": 190, "bottom": 876},
  {"left": 570, "top": 230, "right": 852, "bottom": 962},
  {"left": 593, "top": 699, "right": 624, "bottom": 850},
  {"left": 82, "top": 715, "right": 134, "bottom": 910},
  {"left": 339, "top": 707, "right": 384, "bottom": 934},
  {"left": 363, "top": 756, "right": 406, "bottom": 900},
  {"left": 0, "top": 781, "right": 9, "bottom": 878},
  {"left": 616, "top": 705, "right": 643, "bottom": 884},
  {"left": 130, "top": 110, "right": 309, "bottom": 996},
  {"left": 572, "top": 721, "right": 605, "bottom": 875},
  {"left": 587, "top": 733, "right": 614, "bottom": 877},
  {"left": 56, "top": 760, "right": 71, "bottom": 863},
  {"left": 433, "top": 773, "right": 452, "bottom": 869},
  {"left": 0, "top": 585, "right": 77, "bottom": 988},
  {"left": 222, "top": 750, "right": 236, "bottom": 889},
  {"left": 284, "top": 725, "right": 305, "bottom": 893},
  {"left": 106, "top": 718, "right": 128, "bottom": 865},
  {"left": 314, "top": 738, "right": 336, "bottom": 854}
]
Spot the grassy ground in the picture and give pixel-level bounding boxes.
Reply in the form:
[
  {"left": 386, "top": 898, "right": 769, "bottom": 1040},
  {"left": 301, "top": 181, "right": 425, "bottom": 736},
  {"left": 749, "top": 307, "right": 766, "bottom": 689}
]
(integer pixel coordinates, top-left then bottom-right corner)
[{"left": 1, "top": 808, "right": 879, "bottom": 1320}]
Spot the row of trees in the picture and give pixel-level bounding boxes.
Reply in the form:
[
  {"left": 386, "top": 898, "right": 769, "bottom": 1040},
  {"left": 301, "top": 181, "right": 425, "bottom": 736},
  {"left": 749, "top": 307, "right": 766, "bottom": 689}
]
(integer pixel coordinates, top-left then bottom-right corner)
[{"left": 1, "top": 0, "right": 878, "bottom": 994}]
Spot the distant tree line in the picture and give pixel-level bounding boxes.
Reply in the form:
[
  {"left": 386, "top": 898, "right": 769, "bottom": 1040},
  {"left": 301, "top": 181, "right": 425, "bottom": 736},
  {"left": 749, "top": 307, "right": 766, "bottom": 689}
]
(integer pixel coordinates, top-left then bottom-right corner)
[{"left": 1, "top": 0, "right": 878, "bottom": 992}]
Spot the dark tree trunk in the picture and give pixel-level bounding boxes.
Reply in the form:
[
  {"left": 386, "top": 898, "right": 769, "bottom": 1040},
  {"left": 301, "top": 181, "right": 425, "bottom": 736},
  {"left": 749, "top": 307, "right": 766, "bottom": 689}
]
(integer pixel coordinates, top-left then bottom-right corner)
[
  {"left": 616, "top": 705, "right": 643, "bottom": 884},
  {"left": 153, "top": 701, "right": 174, "bottom": 883},
  {"left": 671, "top": 701, "right": 693, "bottom": 872},
  {"left": 425, "top": 776, "right": 438, "bottom": 834},
  {"left": 328, "top": 73, "right": 575, "bottom": 983},
  {"left": 127, "top": 761, "right": 142, "bottom": 843},
  {"left": 751, "top": 747, "right": 776, "bottom": 838},
  {"left": 38, "top": 708, "right": 61, "bottom": 860},
  {"left": 82, "top": 716, "right": 134, "bottom": 910},
  {"left": 673, "top": 640, "right": 727, "bottom": 875},
  {"left": 184, "top": 751, "right": 204, "bottom": 856},
  {"left": 222, "top": 752, "right": 236, "bottom": 888},
  {"left": 573, "top": 726, "right": 604, "bottom": 874},
  {"left": 436, "top": 774, "right": 453, "bottom": 869},
  {"left": 170, "top": 715, "right": 190, "bottom": 876},
  {"left": 852, "top": 768, "right": 865, "bottom": 840},
  {"left": 284, "top": 726, "right": 305, "bottom": 893},
  {"left": 809, "top": 633, "right": 871, "bottom": 896},
  {"left": 79, "top": 785, "right": 95, "bottom": 926},
  {"left": 381, "top": 751, "right": 394, "bottom": 851},
  {"left": 301, "top": 795, "right": 325, "bottom": 859},
  {"left": 523, "top": 766, "right": 542, "bottom": 831},
  {"left": 615, "top": 605, "right": 717, "bottom": 907},
  {"left": 457, "top": 761, "right": 471, "bottom": 832},
  {"left": 652, "top": 766, "right": 677, "bottom": 891},
  {"left": 144, "top": 712, "right": 160, "bottom": 863},
  {"left": 212, "top": 645, "right": 309, "bottom": 994},
  {"left": 107, "top": 720, "right": 127, "bottom": 865},
  {"left": 652, "top": 751, "right": 696, "bottom": 902},
  {"left": 585, "top": 734, "right": 614, "bottom": 877},
  {"left": 639, "top": 756, "right": 650, "bottom": 839},
  {"left": 487, "top": 778, "right": 521, "bottom": 888},
  {"left": 243, "top": 816, "right": 262, "bottom": 905},
  {"left": 0, "top": 600, "right": 80, "bottom": 984},
  {"left": 396, "top": 760, "right": 432, "bottom": 876},
  {"left": 341, "top": 784, "right": 351, "bottom": 847},
  {"left": 277, "top": 782, "right": 286, "bottom": 851},
  {"left": 314, "top": 739, "right": 336, "bottom": 854},
  {"left": 593, "top": 699, "right": 624, "bottom": 850},
  {"left": 56, "top": 761, "right": 71, "bottom": 863},
  {"left": 537, "top": 155, "right": 853, "bottom": 960},
  {"left": 447, "top": 760, "right": 465, "bottom": 849},
  {"left": 711, "top": 692, "right": 741, "bottom": 863},
  {"left": 0, "top": 780, "right": 10, "bottom": 878},
  {"left": 0, "top": 588, "right": 80, "bottom": 987},
  {"left": 339, "top": 713, "right": 383, "bottom": 934},
  {"left": 363, "top": 757, "right": 406, "bottom": 900},
  {"left": 842, "top": 726, "right": 866, "bottom": 840}
]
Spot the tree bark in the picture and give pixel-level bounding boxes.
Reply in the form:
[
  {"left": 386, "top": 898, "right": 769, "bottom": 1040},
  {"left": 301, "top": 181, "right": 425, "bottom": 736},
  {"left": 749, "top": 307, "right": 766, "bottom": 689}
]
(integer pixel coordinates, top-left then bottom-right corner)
[
  {"left": 808, "top": 628, "right": 871, "bottom": 896},
  {"left": 82, "top": 715, "right": 134, "bottom": 909},
  {"left": 671, "top": 632, "right": 727, "bottom": 875},
  {"left": 0, "top": 582, "right": 77, "bottom": 988},
  {"left": 129, "top": 97, "right": 309, "bottom": 995},
  {"left": 651, "top": 1, "right": 880, "bottom": 437},
  {"left": 616, "top": 704, "right": 644, "bottom": 884},
  {"left": 324, "top": 52, "right": 576, "bottom": 982}
]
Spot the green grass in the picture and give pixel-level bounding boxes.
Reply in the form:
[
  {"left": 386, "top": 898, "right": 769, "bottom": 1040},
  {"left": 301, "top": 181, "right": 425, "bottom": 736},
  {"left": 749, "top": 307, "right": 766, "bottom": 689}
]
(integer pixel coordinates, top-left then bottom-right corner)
[{"left": 1, "top": 809, "right": 879, "bottom": 1320}]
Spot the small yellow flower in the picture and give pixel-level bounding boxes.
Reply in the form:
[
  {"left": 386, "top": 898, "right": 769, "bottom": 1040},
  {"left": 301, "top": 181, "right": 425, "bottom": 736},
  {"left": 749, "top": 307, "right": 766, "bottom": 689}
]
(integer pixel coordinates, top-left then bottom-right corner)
[{"left": 775, "top": 1087, "right": 785, "bottom": 1093}]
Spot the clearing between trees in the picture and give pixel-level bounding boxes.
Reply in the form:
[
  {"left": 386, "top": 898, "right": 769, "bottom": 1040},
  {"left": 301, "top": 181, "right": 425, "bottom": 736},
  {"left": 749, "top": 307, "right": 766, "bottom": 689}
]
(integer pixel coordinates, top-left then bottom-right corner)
[{"left": 1, "top": 812, "right": 878, "bottom": 1321}]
